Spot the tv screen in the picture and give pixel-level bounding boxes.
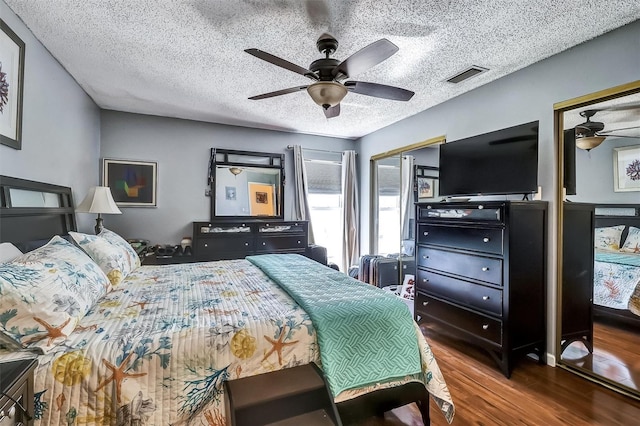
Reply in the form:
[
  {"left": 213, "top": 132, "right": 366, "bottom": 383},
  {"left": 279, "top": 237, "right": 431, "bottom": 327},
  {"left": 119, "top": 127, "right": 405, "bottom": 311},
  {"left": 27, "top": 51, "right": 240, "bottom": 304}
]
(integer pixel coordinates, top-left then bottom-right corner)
[{"left": 439, "top": 121, "right": 539, "bottom": 197}]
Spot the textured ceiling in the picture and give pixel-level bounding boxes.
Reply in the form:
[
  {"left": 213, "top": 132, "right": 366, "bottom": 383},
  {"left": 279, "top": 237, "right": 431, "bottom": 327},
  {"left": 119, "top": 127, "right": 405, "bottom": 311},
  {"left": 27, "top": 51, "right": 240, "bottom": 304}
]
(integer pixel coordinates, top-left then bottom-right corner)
[{"left": 5, "top": 0, "right": 640, "bottom": 139}]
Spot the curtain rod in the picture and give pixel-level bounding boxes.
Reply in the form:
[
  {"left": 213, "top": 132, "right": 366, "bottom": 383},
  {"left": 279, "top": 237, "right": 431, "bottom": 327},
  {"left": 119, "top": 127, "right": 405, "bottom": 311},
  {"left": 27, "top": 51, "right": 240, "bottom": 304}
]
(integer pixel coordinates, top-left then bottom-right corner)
[{"left": 286, "top": 145, "right": 357, "bottom": 155}]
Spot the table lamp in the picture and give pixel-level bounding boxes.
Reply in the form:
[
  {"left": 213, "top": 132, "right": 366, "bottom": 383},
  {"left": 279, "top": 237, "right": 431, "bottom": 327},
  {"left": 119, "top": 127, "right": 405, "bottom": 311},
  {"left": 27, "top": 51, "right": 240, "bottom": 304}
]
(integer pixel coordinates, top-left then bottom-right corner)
[{"left": 76, "top": 186, "right": 122, "bottom": 234}]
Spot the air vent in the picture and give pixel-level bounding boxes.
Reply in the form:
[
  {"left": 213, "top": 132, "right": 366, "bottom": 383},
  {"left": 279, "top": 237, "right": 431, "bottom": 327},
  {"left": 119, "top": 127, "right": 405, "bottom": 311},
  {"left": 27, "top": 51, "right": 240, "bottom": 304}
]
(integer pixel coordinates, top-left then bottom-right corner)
[{"left": 446, "top": 66, "right": 488, "bottom": 84}]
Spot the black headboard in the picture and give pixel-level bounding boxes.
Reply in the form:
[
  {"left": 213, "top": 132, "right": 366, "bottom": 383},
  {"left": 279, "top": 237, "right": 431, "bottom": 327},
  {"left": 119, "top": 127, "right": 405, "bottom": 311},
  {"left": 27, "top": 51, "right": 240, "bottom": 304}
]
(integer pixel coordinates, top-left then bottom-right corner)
[
  {"left": 0, "top": 175, "right": 76, "bottom": 245},
  {"left": 594, "top": 204, "right": 640, "bottom": 247}
]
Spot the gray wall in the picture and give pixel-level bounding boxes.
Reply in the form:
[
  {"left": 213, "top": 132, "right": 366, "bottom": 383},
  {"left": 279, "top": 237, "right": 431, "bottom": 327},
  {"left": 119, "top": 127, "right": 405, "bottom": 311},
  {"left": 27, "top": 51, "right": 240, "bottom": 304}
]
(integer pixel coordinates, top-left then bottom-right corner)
[
  {"left": 357, "top": 20, "right": 640, "bottom": 363},
  {"left": 0, "top": 1, "right": 101, "bottom": 233},
  {"left": 100, "top": 110, "right": 355, "bottom": 244}
]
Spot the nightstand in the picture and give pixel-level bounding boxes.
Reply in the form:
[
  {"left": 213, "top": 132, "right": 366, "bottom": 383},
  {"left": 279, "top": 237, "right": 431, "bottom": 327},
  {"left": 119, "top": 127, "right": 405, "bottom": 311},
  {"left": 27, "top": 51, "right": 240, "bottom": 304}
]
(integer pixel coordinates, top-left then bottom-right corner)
[
  {"left": 0, "top": 358, "right": 37, "bottom": 426},
  {"left": 141, "top": 254, "right": 195, "bottom": 265}
]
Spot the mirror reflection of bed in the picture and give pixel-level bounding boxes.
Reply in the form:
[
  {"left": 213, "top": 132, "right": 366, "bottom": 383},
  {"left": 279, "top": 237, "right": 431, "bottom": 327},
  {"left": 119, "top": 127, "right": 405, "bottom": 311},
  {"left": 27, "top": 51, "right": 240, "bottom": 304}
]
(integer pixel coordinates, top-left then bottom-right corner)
[{"left": 558, "top": 88, "right": 640, "bottom": 396}]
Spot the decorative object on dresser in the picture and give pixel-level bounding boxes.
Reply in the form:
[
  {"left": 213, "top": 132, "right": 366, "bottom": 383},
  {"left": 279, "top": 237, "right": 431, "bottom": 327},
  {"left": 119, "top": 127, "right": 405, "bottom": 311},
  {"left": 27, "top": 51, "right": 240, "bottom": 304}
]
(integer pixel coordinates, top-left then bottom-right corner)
[
  {"left": 0, "top": 358, "right": 37, "bottom": 426},
  {"left": 561, "top": 203, "right": 595, "bottom": 354},
  {"left": 103, "top": 159, "right": 157, "bottom": 207},
  {"left": 208, "top": 148, "right": 284, "bottom": 219},
  {"left": 193, "top": 220, "right": 308, "bottom": 262},
  {"left": 415, "top": 201, "right": 547, "bottom": 378},
  {"left": 0, "top": 19, "right": 25, "bottom": 150},
  {"left": 75, "top": 186, "right": 122, "bottom": 234}
]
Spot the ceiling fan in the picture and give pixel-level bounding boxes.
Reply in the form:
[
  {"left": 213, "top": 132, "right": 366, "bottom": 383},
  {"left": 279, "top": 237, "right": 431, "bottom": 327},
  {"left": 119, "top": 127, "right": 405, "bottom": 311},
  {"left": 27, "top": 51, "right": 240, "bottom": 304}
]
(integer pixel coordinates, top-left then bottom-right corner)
[
  {"left": 574, "top": 102, "right": 640, "bottom": 151},
  {"left": 245, "top": 33, "right": 415, "bottom": 118}
]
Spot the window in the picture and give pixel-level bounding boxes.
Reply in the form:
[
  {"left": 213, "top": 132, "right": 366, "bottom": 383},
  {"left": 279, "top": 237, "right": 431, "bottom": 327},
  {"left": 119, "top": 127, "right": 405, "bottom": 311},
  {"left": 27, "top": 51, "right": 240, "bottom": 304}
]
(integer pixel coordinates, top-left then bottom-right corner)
[{"left": 305, "top": 158, "right": 343, "bottom": 266}]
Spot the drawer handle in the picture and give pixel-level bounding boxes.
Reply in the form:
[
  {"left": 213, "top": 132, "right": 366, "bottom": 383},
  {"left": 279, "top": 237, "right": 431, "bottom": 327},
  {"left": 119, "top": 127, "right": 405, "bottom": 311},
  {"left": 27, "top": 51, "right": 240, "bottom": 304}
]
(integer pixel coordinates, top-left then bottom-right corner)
[
  {"left": 482, "top": 267, "right": 490, "bottom": 272},
  {"left": 262, "top": 242, "right": 266, "bottom": 246},
  {"left": 204, "top": 243, "right": 208, "bottom": 247},
  {"left": 483, "top": 237, "right": 490, "bottom": 243},
  {"left": 423, "top": 231, "right": 429, "bottom": 236},
  {"left": 297, "top": 240, "right": 301, "bottom": 244},
  {"left": 482, "top": 295, "right": 490, "bottom": 300},
  {"left": 422, "top": 255, "right": 429, "bottom": 259},
  {"left": 482, "top": 324, "right": 489, "bottom": 330},
  {"left": 422, "top": 278, "right": 429, "bottom": 283},
  {"left": 422, "top": 301, "right": 429, "bottom": 306},
  {"left": 245, "top": 242, "right": 249, "bottom": 246}
]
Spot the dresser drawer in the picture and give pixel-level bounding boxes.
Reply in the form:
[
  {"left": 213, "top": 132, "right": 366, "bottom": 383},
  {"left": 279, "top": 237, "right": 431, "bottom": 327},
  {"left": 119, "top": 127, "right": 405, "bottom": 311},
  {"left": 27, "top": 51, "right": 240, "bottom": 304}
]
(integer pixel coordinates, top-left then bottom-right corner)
[
  {"left": 196, "top": 237, "right": 253, "bottom": 255},
  {"left": 416, "top": 269, "right": 502, "bottom": 316},
  {"left": 416, "top": 293, "right": 502, "bottom": 346},
  {"left": 417, "top": 247, "right": 503, "bottom": 285},
  {"left": 417, "top": 224, "right": 503, "bottom": 255},
  {"left": 255, "top": 235, "right": 307, "bottom": 252}
]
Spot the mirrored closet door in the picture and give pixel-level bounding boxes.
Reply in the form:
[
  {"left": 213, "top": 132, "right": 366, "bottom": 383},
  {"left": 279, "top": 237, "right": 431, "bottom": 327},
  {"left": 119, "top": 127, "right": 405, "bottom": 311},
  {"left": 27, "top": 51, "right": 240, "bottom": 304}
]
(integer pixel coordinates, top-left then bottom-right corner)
[{"left": 556, "top": 81, "right": 640, "bottom": 398}]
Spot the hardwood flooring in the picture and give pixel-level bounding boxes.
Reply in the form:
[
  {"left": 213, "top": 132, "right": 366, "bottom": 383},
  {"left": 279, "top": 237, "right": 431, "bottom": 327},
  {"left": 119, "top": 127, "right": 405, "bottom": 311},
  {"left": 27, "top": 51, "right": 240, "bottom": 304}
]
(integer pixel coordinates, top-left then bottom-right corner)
[
  {"left": 562, "top": 320, "right": 640, "bottom": 391},
  {"left": 372, "top": 323, "right": 640, "bottom": 425}
]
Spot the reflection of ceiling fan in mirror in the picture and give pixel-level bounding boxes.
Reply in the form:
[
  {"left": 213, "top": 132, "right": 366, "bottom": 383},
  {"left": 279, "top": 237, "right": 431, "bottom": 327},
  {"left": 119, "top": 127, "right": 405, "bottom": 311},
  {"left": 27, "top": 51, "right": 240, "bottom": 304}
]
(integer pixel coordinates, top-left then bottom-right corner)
[
  {"left": 245, "top": 33, "right": 415, "bottom": 119},
  {"left": 575, "top": 102, "right": 640, "bottom": 151}
]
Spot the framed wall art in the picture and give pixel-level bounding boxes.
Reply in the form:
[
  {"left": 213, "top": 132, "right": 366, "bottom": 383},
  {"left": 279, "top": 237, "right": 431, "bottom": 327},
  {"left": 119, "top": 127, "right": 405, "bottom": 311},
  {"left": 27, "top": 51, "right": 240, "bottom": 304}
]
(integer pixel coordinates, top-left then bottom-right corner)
[
  {"left": 414, "top": 165, "right": 439, "bottom": 201},
  {"left": 0, "top": 19, "right": 25, "bottom": 150},
  {"left": 613, "top": 145, "right": 640, "bottom": 192},
  {"left": 103, "top": 159, "right": 157, "bottom": 206}
]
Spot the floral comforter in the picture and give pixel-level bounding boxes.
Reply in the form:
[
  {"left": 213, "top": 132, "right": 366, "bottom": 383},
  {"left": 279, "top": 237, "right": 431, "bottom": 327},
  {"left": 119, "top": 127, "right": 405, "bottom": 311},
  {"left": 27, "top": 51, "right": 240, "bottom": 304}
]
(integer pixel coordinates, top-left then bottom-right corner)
[{"left": 2, "top": 259, "right": 454, "bottom": 425}]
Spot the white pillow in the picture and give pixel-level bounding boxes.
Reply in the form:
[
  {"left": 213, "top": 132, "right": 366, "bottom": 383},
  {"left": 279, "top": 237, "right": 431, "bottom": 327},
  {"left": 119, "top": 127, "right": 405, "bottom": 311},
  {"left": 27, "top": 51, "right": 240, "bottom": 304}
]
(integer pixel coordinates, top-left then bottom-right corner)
[
  {"left": 621, "top": 226, "right": 640, "bottom": 254},
  {"left": 594, "top": 225, "right": 625, "bottom": 251},
  {"left": 0, "top": 243, "right": 22, "bottom": 263}
]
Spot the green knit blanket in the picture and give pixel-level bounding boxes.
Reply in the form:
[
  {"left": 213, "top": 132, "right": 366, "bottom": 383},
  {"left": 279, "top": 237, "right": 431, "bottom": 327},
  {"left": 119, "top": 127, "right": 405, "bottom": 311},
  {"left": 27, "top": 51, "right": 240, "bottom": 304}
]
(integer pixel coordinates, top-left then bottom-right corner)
[{"left": 247, "top": 254, "right": 421, "bottom": 396}]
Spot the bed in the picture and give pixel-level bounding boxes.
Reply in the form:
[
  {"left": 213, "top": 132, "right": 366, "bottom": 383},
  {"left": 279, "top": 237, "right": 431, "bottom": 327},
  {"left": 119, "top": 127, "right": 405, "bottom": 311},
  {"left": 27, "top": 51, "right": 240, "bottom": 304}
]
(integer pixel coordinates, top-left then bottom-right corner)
[
  {"left": 0, "top": 175, "right": 454, "bottom": 425},
  {"left": 593, "top": 205, "right": 640, "bottom": 328}
]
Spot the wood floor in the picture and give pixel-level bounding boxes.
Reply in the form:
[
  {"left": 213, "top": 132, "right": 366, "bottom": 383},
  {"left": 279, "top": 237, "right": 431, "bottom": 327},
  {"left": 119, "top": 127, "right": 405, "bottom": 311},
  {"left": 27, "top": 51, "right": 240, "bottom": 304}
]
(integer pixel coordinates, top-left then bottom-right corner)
[
  {"left": 562, "top": 320, "right": 640, "bottom": 391},
  {"left": 374, "top": 323, "right": 640, "bottom": 425}
]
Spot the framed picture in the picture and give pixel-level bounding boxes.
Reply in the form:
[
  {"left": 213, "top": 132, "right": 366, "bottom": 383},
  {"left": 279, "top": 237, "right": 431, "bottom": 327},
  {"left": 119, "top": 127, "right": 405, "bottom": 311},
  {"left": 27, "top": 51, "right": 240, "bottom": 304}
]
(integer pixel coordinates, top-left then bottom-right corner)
[
  {"left": 248, "top": 182, "right": 275, "bottom": 216},
  {"left": 0, "top": 19, "right": 25, "bottom": 150},
  {"left": 103, "top": 159, "right": 157, "bottom": 207},
  {"left": 613, "top": 145, "right": 640, "bottom": 192},
  {"left": 225, "top": 186, "right": 236, "bottom": 200},
  {"left": 417, "top": 177, "right": 435, "bottom": 200},
  {"left": 414, "top": 165, "right": 439, "bottom": 201}
]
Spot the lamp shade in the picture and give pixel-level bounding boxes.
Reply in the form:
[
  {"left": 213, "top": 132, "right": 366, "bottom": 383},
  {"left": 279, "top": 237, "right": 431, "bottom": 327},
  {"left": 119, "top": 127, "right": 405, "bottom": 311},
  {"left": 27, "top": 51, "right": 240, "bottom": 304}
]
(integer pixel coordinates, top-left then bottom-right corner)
[
  {"left": 575, "top": 136, "right": 606, "bottom": 151},
  {"left": 307, "top": 81, "right": 347, "bottom": 108},
  {"left": 76, "top": 187, "right": 122, "bottom": 214}
]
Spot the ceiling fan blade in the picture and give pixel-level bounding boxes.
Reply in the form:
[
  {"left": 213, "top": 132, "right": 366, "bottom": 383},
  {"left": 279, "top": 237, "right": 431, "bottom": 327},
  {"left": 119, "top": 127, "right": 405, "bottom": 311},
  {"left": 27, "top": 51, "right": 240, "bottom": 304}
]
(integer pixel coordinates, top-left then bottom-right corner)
[
  {"left": 248, "top": 86, "right": 309, "bottom": 100},
  {"left": 597, "top": 125, "right": 640, "bottom": 138},
  {"left": 333, "top": 39, "right": 399, "bottom": 78},
  {"left": 245, "top": 48, "right": 318, "bottom": 80},
  {"left": 344, "top": 81, "right": 414, "bottom": 101},
  {"left": 324, "top": 104, "right": 340, "bottom": 118}
]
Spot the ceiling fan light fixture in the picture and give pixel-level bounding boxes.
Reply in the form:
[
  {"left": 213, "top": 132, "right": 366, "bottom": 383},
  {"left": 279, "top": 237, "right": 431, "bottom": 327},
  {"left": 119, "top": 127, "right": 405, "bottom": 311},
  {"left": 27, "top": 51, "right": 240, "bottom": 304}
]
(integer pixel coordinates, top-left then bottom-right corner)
[
  {"left": 307, "top": 81, "right": 347, "bottom": 109},
  {"left": 575, "top": 135, "right": 606, "bottom": 151}
]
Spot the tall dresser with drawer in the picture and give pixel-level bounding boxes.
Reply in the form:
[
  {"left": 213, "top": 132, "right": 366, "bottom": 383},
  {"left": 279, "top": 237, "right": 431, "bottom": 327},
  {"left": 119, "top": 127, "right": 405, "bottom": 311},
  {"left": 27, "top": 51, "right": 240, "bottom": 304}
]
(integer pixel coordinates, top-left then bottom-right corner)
[
  {"left": 192, "top": 220, "right": 308, "bottom": 261},
  {"left": 414, "top": 201, "right": 547, "bottom": 378}
]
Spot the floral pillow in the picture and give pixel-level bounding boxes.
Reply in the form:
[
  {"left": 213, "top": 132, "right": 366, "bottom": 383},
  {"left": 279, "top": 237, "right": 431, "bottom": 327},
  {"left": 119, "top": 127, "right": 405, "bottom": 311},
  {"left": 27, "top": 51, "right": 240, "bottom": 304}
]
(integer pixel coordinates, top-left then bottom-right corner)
[
  {"left": 100, "top": 228, "right": 141, "bottom": 269},
  {"left": 620, "top": 226, "right": 640, "bottom": 254},
  {"left": 594, "top": 225, "right": 625, "bottom": 251},
  {"left": 70, "top": 228, "right": 140, "bottom": 288},
  {"left": 0, "top": 236, "right": 110, "bottom": 353}
]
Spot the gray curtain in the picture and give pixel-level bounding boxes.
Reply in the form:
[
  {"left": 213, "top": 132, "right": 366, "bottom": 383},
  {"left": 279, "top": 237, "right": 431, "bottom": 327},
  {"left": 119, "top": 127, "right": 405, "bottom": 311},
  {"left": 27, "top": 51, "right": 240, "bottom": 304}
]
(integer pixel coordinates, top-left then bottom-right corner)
[
  {"left": 292, "top": 145, "right": 315, "bottom": 243},
  {"left": 341, "top": 150, "right": 359, "bottom": 272},
  {"left": 401, "top": 155, "right": 415, "bottom": 241}
]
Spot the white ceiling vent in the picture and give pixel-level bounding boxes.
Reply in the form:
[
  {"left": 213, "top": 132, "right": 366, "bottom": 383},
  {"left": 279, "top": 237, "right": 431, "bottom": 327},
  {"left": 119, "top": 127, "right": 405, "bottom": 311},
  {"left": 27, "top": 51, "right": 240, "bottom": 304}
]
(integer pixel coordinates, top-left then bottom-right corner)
[{"left": 446, "top": 66, "right": 489, "bottom": 84}]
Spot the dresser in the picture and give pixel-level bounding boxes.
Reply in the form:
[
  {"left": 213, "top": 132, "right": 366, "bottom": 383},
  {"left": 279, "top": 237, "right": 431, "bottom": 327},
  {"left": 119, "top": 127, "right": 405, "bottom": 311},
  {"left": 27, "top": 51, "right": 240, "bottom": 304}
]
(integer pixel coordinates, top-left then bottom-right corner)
[
  {"left": 414, "top": 201, "right": 547, "bottom": 378},
  {"left": 192, "top": 220, "right": 308, "bottom": 261},
  {"left": 560, "top": 203, "right": 595, "bottom": 353}
]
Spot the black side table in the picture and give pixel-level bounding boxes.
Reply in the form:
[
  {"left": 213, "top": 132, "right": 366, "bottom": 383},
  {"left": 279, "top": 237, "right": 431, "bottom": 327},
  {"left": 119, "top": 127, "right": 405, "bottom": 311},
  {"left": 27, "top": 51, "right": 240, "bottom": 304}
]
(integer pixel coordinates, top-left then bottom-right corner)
[{"left": 0, "top": 358, "right": 37, "bottom": 425}]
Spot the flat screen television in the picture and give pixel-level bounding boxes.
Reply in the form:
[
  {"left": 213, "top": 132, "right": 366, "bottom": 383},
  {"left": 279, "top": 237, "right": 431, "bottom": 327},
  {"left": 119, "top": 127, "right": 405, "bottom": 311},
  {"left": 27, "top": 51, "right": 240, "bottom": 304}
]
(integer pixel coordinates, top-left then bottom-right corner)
[{"left": 439, "top": 121, "right": 539, "bottom": 197}]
